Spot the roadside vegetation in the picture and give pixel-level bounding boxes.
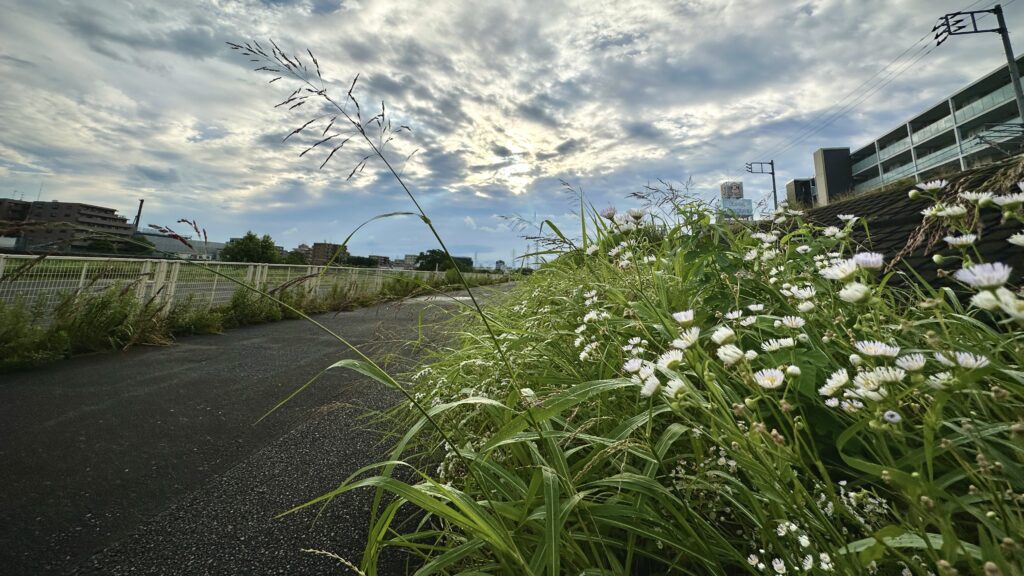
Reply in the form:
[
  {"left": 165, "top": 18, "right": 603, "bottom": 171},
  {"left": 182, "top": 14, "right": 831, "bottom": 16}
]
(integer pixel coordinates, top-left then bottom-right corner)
[
  {"left": 301, "top": 182, "right": 1024, "bottom": 575},
  {"left": 0, "top": 269, "right": 506, "bottom": 372}
]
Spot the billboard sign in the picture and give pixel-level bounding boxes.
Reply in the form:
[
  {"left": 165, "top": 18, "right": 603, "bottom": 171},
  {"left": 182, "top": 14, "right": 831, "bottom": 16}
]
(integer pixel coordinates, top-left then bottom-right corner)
[
  {"left": 719, "top": 181, "right": 744, "bottom": 199},
  {"left": 721, "top": 198, "right": 753, "bottom": 217}
]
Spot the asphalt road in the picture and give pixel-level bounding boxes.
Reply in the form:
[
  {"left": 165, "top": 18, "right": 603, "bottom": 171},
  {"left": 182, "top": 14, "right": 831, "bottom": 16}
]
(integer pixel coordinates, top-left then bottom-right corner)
[{"left": 0, "top": 290, "right": 495, "bottom": 575}]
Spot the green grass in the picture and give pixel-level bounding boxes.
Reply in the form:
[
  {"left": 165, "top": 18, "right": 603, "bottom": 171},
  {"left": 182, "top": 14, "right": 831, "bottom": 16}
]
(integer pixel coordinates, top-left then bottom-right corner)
[{"left": 311, "top": 195, "right": 1024, "bottom": 575}]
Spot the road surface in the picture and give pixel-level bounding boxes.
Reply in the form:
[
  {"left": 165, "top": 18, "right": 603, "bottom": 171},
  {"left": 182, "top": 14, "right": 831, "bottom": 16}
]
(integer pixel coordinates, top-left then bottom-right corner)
[{"left": 0, "top": 289, "right": 499, "bottom": 575}]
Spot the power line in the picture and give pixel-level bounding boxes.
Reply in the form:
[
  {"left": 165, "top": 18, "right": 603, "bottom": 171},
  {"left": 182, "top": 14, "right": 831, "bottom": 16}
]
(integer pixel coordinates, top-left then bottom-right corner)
[{"left": 760, "top": 0, "right": 995, "bottom": 160}]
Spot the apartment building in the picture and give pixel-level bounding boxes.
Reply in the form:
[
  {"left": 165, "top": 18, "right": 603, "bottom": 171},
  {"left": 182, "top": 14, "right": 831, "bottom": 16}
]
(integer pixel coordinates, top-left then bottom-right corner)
[{"left": 0, "top": 199, "right": 137, "bottom": 251}]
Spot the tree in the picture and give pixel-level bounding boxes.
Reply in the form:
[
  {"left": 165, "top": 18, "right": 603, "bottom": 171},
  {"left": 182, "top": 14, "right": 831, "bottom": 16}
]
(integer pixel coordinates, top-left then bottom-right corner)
[
  {"left": 344, "top": 255, "right": 378, "bottom": 268},
  {"left": 283, "top": 249, "right": 308, "bottom": 265},
  {"left": 220, "top": 231, "right": 280, "bottom": 263},
  {"left": 415, "top": 249, "right": 472, "bottom": 272}
]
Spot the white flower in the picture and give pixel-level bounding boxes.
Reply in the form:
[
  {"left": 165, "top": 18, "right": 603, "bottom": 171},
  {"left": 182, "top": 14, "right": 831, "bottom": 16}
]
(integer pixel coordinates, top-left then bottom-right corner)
[
  {"left": 623, "top": 358, "right": 644, "bottom": 373},
  {"left": 744, "top": 350, "right": 758, "bottom": 361},
  {"left": 753, "top": 368, "right": 786, "bottom": 389},
  {"left": 585, "top": 245, "right": 598, "bottom": 255},
  {"left": 711, "top": 326, "right": 735, "bottom": 345},
  {"left": 839, "top": 282, "right": 871, "bottom": 303},
  {"left": 970, "top": 290, "right": 1000, "bottom": 311},
  {"left": 944, "top": 234, "right": 977, "bottom": 247},
  {"left": 927, "top": 371, "right": 954, "bottom": 389},
  {"left": 789, "top": 285, "right": 817, "bottom": 300},
  {"left": 640, "top": 375, "right": 661, "bottom": 397},
  {"left": 786, "top": 365, "right": 802, "bottom": 377},
  {"left": 954, "top": 262, "right": 1012, "bottom": 289},
  {"left": 798, "top": 534, "right": 811, "bottom": 548},
  {"left": 797, "top": 301, "right": 815, "bottom": 313},
  {"left": 917, "top": 179, "right": 947, "bottom": 190},
  {"left": 748, "top": 554, "right": 760, "bottom": 567},
  {"left": 772, "top": 558, "right": 787, "bottom": 574},
  {"left": 519, "top": 388, "right": 536, "bottom": 398},
  {"left": 959, "top": 191, "right": 993, "bottom": 204},
  {"left": 796, "top": 245, "right": 812, "bottom": 254},
  {"left": 672, "top": 309, "right": 695, "bottom": 325},
  {"left": 717, "top": 344, "right": 745, "bottom": 366},
  {"left": 936, "top": 204, "right": 968, "bottom": 217},
  {"left": 849, "top": 353, "right": 862, "bottom": 366},
  {"left": 740, "top": 316, "right": 757, "bottom": 326},
  {"left": 853, "top": 252, "right": 884, "bottom": 270},
  {"left": 855, "top": 340, "right": 900, "bottom": 357},
  {"left": 583, "top": 310, "right": 609, "bottom": 323},
  {"left": 819, "top": 552, "right": 834, "bottom": 571},
  {"left": 664, "top": 378, "right": 686, "bottom": 398},
  {"left": 657, "top": 349, "right": 685, "bottom": 370},
  {"left": 762, "top": 337, "right": 796, "bottom": 352},
  {"left": 820, "top": 259, "right": 858, "bottom": 281},
  {"left": 781, "top": 315, "right": 805, "bottom": 329},
  {"left": 883, "top": 410, "right": 902, "bottom": 424},
  {"left": 725, "top": 310, "right": 743, "bottom": 320},
  {"left": 993, "top": 192, "right": 1024, "bottom": 207},
  {"left": 823, "top": 226, "right": 841, "bottom": 237},
  {"left": 672, "top": 327, "right": 701, "bottom": 349},
  {"left": 1005, "top": 232, "right": 1024, "bottom": 248},
  {"left": 825, "top": 397, "right": 840, "bottom": 407},
  {"left": 895, "top": 353, "right": 926, "bottom": 371},
  {"left": 858, "top": 366, "right": 906, "bottom": 385},
  {"left": 747, "top": 304, "right": 765, "bottom": 312},
  {"left": 934, "top": 352, "right": 956, "bottom": 367},
  {"left": 837, "top": 214, "right": 857, "bottom": 222},
  {"left": 820, "top": 369, "right": 849, "bottom": 397},
  {"left": 995, "top": 286, "right": 1024, "bottom": 320},
  {"left": 954, "top": 351, "right": 990, "bottom": 369}
]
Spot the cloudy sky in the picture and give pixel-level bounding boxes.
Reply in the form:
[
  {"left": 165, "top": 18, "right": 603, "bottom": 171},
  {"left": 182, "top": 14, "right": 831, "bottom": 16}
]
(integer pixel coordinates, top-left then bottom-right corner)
[{"left": 1, "top": 0, "right": 1020, "bottom": 265}]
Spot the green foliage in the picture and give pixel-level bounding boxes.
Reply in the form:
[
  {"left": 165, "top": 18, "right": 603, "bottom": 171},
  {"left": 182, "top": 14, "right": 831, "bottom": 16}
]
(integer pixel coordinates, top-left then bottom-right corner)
[
  {"left": 222, "top": 287, "right": 283, "bottom": 327},
  {"left": 167, "top": 296, "right": 224, "bottom": 335},
  {"left": 220, "top": 231, "right": 281, "bottom": 263},
  {"left": 345, "top": 255, "right": 379, "bottom": 268},
  {"left": 327, "top": 197, "right": 1024, "bottom": 575},
  {"left": 283, "top": 249, "right": 308, "bottom": 265},
  {"left": 0, "top": 297, "right": 58, "bottom": 370},
  {"left": 48, "top": 284, "right": 171, "bottom": 353},
  {"left": 416, "top": 248, "right": 472, "bottom": 272}
]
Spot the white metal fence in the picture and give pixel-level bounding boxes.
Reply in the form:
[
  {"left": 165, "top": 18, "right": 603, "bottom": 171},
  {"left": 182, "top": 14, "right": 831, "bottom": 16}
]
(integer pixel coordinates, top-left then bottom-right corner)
[{"left": 0, "top": 254, "right": 493, "bottom": 314}]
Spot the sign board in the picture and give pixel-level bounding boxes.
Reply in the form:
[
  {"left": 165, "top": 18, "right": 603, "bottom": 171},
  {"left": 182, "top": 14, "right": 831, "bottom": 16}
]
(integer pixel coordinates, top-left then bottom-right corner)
[
  {"left": 721, "top": 198, "right": 753, "bottom": 217},
  {"left": 719, "top": 181, "right": 744, "bottom": 199}
]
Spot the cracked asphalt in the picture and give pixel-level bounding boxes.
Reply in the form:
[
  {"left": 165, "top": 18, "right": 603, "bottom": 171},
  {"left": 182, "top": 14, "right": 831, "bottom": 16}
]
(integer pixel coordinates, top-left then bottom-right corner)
[{"left": 0, "top": 289, "right": 498, "bottom": 575}]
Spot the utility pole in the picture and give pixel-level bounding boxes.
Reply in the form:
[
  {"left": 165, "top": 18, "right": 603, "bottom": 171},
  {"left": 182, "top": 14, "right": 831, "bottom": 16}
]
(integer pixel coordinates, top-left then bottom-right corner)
[
  {"left": 935, "top": 3, "right": 1024, "bottom": 122},
  {"left": 745, "top": 160, "right": 778, "bottom": 210}
]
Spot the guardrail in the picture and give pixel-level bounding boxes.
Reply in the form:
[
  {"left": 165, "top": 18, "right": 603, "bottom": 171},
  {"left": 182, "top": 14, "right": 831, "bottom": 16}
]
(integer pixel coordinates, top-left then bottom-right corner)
[{"left": 0, "top": 254, "right": 498, "bottom": 314}]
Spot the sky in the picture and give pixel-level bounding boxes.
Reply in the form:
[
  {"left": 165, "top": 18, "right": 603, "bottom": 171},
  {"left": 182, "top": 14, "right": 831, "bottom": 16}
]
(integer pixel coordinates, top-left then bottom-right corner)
[{"left": 1, "top": 0, "right": 1022, "bottom": 266}]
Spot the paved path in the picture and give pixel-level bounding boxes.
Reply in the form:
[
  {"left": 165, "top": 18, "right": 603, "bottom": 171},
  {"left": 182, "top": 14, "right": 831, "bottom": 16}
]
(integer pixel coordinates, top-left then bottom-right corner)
[{"left": 0, "top": 291, "right": 491, "bottom": 575}]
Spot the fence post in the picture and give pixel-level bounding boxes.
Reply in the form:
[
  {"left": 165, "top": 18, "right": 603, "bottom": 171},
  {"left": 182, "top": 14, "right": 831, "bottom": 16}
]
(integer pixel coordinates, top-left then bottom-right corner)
[
  {"left": 0, "top": 254, "right": 5, "bottom": 282},
  {"left": 208, "top": 265, "right": 219, "bottom": 309},
  {"left": 136, "top": 261, "right": 152, "bottom": 302},
  {"left": 152, "top": 260, "right": 168, "bottom": 302},
  {"left": 164, "top": 261, "right": 181, "bottom": 307},
  {"left": 244, "top": 264, "right": 254, "bottom": 286}
]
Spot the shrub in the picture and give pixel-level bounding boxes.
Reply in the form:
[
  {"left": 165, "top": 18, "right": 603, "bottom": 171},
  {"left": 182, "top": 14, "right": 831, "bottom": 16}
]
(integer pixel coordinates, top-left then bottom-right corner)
[
  {"left": 0, "top": 297, "right": 58, "bottom": 370},
  {"left": 47, "top": 284, "right": 170, "bottom": 354},
  {"left": 167, "top": 295, "right": 224, "bottom": 336},
  {"left": 222, "top": 288, "right": 282, "bottom": 327}
]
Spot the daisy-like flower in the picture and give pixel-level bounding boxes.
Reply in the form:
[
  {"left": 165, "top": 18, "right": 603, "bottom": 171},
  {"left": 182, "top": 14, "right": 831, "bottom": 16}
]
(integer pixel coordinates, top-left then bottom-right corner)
[
  {"left": 944, "top": 233, "right": 977, "bottom": 247},
  {"left": 837, "top": 213, "right": 857, "bottom": 222},
  {"left": 583, "top": 310, "right": 609, "bottom": 323},
  {"left": 623, "top": 358, "right": 644, "bottom": 373},
  {"left": 798, "top": 534, "right": 811, "bottom": 548},
  {"left": 921, "top": 204, "right": 943, "bottom": 218},
  {"left": 672, "top": 310, "right": 695, "bottom": 325},
  {"left": 664, "top": 378, "right": 686, "bottom": 398},
  {"left": 754, "top": 368, "right": 786, "bottom": 389},
  {"left": 762, "top": 337, "right": 796, "bottom": 352},
  {"left": 797, "top": 301, "right": 815, "bottom": 313},
  {"left": 672, "top": 326, "right": 701, "bottom": 350},
  {"left": 820, "top": 259, "right": 858, "bottom": 281},
  {"left": 772, "top": 558, "right": 787, "bottom": 574},
  {"left": 725, "top": 310, "right": 743, "bottom": 320},
  {"left": 849, "top": 353, "right": 862, "bottom": 366},
  {"left": 927, "top": 371, "right": 954, "bottom": 389},
  {"left": 789, "top": 285, "right": 817, "bottom": 300},
  {"left": 954, "top": 262, "right": 1012, "bottom": 289},
  {"left": 781, "top": 315, "right": 805, "bottom": 329},
  {"left": 959, "top": 191, "right": 993, "bottom": 204},
  {"left": 995, "top": 286, "right": 1024, "bottom": 320},
  {"left": 855, "top": 340, "right": 900, "bottom": 357},
  {"left": 934, "top": 352, "right": 956, "bottom": 367},
  {"left": 1008, "top": 232, "right": 1024, "bottom": 247},
  {"left": 895, "top": 353, "right": 926, "bottom": 371},
  {"left": 883, "top": 410, "right": 902, "bottom": 424},
  {"left": 802, "top": 555, "right": 814, "bottom": 571},
  {"left": 954, "top": 351, "right": 990, "bottom": 369},
  {"left": 839, "top": 282, "right": 871, "bottom": 303},
  {"left": 747, "top": 303, "right": 765, "bottom": 312},
  {"left": 717, "top": 344, "right": 745, "bottom": 366},
  {"left": 786, "top": 365, "right": 802, "bottom": 377},
  {"left": 992, "top": 192, "right": 1024, "bottom": 208},
  {"left": 825, "top": 397, "right": 840, "bottom": 407},
  {"left": 823, "top": 226, "right": 841, "bottom": 237},
  {"left": 740, "top": 316, "right": 758, "bottom": 326},
  {"left": 970, "top": 290, "right": 1000, "bottom": 311},
  {"left": 744, "top": 350, "right": 758, "bottom": 361},
  {"left": 796, "top": 245, "right": 812, "bottom": 254},
  {"left": 936, "top": 204, "right": 968, "bottom": 217},
  {"left": 657, "top": 349, "right": 685, "bottom": 370},
  {"left": 711, "top": 326, "right": 736, "bottom": 345},
  {"left": 855, "top": 366, "right": 906, "bottom": 386},
  {"left": 600, "top": 206, "right": 617, "bottom": 220},
  {"left": 853, "top": 252, "right": 884, "bottom": 270},
  {"left": 640, "top": 375, "right": 661, "bottom": 397},
  {"left": 917, "top": 179, "right": 948, "bottom": 191},
  {"left": 638, "top": 364, "right": 655, "bottom": 381}
]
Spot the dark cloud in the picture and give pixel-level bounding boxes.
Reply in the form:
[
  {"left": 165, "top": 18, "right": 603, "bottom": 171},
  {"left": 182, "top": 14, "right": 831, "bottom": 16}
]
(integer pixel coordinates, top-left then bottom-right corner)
[{"left": 491, "top": 144, "right": 513, "bottom": 157}]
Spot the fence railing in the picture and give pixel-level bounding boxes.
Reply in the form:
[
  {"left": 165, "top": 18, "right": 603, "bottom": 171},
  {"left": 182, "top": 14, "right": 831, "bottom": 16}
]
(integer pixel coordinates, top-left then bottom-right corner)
[{"left": 0, "top": 254, "right": 497, "bottom": 315}]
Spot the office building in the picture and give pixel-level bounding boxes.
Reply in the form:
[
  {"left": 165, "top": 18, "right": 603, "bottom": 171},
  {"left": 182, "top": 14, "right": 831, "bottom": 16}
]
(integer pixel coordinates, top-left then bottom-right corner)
[
  {"left": 807, "top": 53, "right": 1024, "bottom": 206},
  {"left": 1, "top": 199, "right": 137, "bottom": 251},
  {"left": 310, "top": 242, "right": 348, "bottom": 266}
]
